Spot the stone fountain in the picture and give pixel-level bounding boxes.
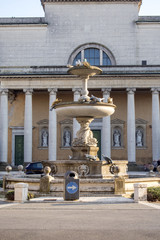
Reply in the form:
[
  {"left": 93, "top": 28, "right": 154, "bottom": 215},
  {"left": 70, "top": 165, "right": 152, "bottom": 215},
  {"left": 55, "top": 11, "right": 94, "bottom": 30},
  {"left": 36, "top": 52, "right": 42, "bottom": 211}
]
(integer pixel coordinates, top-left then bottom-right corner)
[
  {"left": 42, "top": 61, "right": 128, "bottom": 178},
  {"left": 3, "top": 62, "right": 158, "bottom": 195}
]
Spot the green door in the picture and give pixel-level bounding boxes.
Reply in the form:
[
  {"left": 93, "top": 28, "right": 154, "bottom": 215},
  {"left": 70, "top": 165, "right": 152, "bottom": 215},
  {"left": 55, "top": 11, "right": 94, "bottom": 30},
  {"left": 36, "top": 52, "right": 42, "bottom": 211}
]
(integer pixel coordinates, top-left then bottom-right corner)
[
  {"left": 92, "top": 130, "right": 101, "bottom": 160},
  {"left": 15, "top": 135, "right": 24, "bottom": 166}
]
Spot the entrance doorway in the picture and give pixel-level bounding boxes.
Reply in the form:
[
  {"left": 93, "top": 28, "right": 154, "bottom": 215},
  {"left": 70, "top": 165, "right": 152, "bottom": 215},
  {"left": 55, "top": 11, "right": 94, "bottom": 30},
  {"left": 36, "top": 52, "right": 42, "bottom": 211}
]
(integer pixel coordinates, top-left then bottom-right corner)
[
  {"left": 15, "top": 135, "right": 24, "bottom": 166},
  {"left": 92, "top": 130, "right": 101, "bottom": 160}
]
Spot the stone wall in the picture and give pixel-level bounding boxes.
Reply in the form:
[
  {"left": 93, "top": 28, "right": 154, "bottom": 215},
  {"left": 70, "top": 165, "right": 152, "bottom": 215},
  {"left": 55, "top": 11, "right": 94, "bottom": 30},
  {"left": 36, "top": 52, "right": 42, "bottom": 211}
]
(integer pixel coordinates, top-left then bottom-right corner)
[{"left": 1, "top": 3, "right": 159, "bottom": 67}]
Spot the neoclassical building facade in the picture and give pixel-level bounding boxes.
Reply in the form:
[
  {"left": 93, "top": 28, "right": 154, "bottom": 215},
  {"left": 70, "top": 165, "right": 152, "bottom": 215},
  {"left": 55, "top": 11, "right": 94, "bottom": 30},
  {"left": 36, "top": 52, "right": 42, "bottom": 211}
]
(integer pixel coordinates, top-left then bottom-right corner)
[{"left": 0, "top": 0, "right": 160, "bottom": 169}]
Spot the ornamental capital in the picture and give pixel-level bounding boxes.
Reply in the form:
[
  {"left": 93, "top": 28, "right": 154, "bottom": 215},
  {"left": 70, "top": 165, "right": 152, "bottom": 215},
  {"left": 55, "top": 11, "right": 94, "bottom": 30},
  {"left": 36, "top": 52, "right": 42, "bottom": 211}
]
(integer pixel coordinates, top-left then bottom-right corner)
[
  {"left": 102, "top": 88, "right": 111, "bottom": 95},
  {"left": 0, "top": 88, "right": 8, "bottom": 95},
  {"left": 151, "top": 88, "right": 159, "bottom": 94},
  {"left": 23, "top": 88, "right": 33, "bottom": 95},
  {"left": 126, "top": 88, "right": 136, "bottom": 94},
  {"left": 48, "top": 88, "right": 58, "bottom": 95},
  {"left": 72, "top": 88, "right": 82, "bottom": 94}
]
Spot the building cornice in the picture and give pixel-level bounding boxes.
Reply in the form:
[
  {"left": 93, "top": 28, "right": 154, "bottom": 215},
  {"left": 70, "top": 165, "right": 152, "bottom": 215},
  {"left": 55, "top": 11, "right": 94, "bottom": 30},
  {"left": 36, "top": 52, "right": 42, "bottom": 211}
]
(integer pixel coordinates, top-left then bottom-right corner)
[
  {"left": 0, "top": 65, "right": 160, "bottom": 77},
  {"left": 41, "top": 0, "right": 141, "bottom": 2},
  {"left": 0, "top": 24, "right": 47, "bottom": 28},
  {"left": 41, "top": 0, "right": 142, "bottom": 11},
  {"left": 41, "top": 0, "right": 141, "bottom": 6},
  {"left": 136, "top": 16, "right": 160, "bottom": 24},
  {"left": 0, "top": 17, "right": 47, "bottom": 26}
]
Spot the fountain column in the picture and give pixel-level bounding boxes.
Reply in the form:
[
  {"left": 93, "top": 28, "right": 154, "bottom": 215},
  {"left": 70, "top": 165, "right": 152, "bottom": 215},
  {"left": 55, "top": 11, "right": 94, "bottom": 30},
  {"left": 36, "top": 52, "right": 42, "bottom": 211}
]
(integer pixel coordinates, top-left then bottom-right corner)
[
  {"left": 127, "top": 88, "right": 136, "bottom": 163},
  {"left": 0, "top": 89, "right": 8, "bottom": 165},
  {"left": 101, "top": 88, "right": 111, "bottom": 158},
  {"left": 72, "top": 88, "right": 81, "bottom": 138},
  {"left": 151, "top": 88, "right": 160, "bottom": 161},
  {"left": 48, "top": 88, "right": 57, "bottom": 161},
  {"left": 23, "top": 89, "right": 33, "bottom": 164}
]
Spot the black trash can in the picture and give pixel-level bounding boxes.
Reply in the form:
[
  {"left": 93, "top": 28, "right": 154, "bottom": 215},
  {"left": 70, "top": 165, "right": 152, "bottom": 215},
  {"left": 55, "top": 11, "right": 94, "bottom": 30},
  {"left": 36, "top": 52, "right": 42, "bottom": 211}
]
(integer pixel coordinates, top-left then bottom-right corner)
[{"left": 64, "top": 171, "right": 79, "bottom": 201}]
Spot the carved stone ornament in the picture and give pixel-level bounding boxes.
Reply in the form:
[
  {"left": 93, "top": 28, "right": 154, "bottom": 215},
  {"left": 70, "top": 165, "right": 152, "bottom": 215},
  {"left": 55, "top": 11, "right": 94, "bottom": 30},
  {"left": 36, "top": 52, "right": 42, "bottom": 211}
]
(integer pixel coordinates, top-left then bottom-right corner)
[
  {"left": 50, "top": 164, "right": 57, "bottom": 174},
  {"left": 8, "top": 91, "right": 17, "bottom": 104},
  {"left": 72, "top": 117, "right": 97, "bottom": 147},
  {"left": 42, "top": 162, "right": 57, "bottom": 174},
  {"left": 78, "top": 164, "right": 90, "bottom": 176}
]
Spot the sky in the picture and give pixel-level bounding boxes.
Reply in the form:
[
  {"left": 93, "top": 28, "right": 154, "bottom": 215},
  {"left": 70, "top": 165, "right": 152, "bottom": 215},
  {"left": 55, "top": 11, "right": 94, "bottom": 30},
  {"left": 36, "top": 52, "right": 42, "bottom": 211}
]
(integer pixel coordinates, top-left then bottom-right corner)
[{"left": 0, "top": 0, "right": 159, "bottom": 17}]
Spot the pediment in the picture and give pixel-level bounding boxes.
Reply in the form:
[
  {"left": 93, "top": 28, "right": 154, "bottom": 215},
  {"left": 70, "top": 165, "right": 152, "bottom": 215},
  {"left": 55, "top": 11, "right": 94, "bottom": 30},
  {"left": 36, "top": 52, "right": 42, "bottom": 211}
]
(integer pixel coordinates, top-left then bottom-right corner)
[
  {"left": 59, "top": 119, "right": 73, "bottom": 125},
  {"left": 111, "top": 118, "right": 125, "bottom": 124},
  {"left": 37, "top": 119, "right": 49, "bottom": 125},
  {"left": 136, "top": 118, "right": 148, "bottom": 124}
]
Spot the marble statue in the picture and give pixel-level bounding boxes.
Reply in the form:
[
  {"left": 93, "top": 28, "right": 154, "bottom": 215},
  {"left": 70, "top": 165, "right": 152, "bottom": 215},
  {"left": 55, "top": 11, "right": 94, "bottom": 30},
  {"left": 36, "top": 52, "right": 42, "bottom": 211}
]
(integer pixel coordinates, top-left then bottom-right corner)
[
  {"left": 113, "top": 129, "right": 121, "bottom": 147},
  {"left": 136, "top": 129, "right": 143, "bottom": 147},
  {"left": 63, "top": 129, "right": 71, "bottom": 147},
  {"left": 42, "top": 130, "right": 48, "bottom": 147}
]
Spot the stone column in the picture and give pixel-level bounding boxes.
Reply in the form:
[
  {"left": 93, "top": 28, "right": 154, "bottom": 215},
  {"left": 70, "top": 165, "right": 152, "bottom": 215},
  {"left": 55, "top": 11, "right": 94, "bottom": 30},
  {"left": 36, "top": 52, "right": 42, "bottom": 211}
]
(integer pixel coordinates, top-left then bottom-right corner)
[
  {"left": 23, "top": 89, "right": 33, "bottom": 164},
  {"left": 0, "top": 92, "right": 1, "bottom": 163},
  {"left": 0, "top": 89, "right": 8, "bottom": 165},
  {"left": 151, "top": 88, "right": 160, "bottom": 161},
  {"left": 101, "top": 88, "right": 111, "bottom": 159},
  {"left": 48, "top": 88, "right": 57, "bottom": 161},
  {"left": 127, "top": 88, "right": 136, "bottom": 163},
  {"left": 72, "top": 88, "right": 81, "bottom": 139}
]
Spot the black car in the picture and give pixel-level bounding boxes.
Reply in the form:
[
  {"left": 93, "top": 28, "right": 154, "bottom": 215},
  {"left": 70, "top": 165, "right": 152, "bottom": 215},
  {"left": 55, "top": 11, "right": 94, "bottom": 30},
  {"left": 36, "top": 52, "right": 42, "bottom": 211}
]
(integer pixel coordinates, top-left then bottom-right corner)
[{"left": 25, "top": 162, "right": 44, "bottom": 174}]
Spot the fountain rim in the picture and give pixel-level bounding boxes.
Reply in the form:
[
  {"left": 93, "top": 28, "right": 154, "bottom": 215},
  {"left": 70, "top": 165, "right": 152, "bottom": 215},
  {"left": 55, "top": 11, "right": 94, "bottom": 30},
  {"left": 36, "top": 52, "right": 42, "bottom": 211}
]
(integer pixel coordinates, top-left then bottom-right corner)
[
  {"left": 67, "top": 65, "right": 102, "bottom": 76},
  {"left": 53, "top": 101, "right": 116, "bottom": 109}
]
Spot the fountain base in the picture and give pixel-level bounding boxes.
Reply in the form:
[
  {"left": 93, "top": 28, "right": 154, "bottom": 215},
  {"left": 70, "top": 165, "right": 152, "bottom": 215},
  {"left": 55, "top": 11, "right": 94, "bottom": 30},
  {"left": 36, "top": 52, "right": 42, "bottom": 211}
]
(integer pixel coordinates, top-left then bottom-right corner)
[{"left": 42, "top": 160, "right": 128, "bottom": 179}]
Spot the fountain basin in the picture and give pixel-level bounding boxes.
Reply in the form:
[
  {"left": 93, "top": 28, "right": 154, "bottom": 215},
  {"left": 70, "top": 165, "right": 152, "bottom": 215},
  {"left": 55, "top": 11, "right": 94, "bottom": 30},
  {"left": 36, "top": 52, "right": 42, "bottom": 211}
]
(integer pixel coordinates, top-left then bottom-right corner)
[
  {"left": 54, "top": 102, "right": 116, "bottom": 118},
  {"left": 68, "top": 65, "right": 102, "bottom": 77}
]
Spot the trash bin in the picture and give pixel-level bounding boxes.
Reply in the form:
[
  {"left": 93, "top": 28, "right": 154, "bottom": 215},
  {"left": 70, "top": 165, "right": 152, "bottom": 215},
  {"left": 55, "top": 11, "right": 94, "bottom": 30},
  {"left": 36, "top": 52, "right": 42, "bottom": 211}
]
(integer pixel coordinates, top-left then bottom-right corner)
[{"left": 64, "top": 171, "right": 79, "bottom": 201}]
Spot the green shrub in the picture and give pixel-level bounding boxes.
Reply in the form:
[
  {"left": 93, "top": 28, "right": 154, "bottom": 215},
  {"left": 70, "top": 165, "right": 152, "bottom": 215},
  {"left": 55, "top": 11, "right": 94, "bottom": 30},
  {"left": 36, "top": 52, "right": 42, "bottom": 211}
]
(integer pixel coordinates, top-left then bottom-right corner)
[
  {"left": 5, "top": 190, "right": 14, "bottom": 201},
  {"left": 27, "top": 192, "right": 35, "bottom": 200},
  {"left": 5, "top": 190, "right": 35, "bottom": 201},
  {"left": 130, "top": 193, "right": 134, "bottom": 199},
  {"left": 147, "top": 187, "right": 160, "bottom": 202}
]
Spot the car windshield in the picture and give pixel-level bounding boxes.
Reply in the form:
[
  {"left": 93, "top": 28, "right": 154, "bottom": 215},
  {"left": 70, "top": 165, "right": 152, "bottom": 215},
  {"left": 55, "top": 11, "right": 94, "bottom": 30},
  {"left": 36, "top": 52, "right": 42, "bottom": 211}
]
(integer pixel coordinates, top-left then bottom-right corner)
[{"left": 32, "top": 163, "right": 42, "bottom": 169}]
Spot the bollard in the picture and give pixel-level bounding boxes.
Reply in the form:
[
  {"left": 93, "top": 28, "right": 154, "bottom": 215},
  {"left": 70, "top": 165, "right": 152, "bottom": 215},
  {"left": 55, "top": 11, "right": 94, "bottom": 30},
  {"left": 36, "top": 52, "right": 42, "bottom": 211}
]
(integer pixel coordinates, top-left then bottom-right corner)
[
  {"left": 134, "top": 183, "right": 147, "bottom": 203},
  {"left": 14, "top": 183, "right": 28, "bottom": 202},
  {"left": 114, "top": 177, "right": 125, "bottom": 195}
]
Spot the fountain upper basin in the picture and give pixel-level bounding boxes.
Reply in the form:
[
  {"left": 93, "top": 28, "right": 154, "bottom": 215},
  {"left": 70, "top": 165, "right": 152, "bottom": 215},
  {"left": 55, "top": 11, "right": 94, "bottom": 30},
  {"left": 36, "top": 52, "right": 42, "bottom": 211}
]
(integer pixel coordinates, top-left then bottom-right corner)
[
  {"left": 54, "top": 102, "right": 116, "bottom": 118},
  {"left": 68, "top": 65, "right": 102, "bottom": 77}
]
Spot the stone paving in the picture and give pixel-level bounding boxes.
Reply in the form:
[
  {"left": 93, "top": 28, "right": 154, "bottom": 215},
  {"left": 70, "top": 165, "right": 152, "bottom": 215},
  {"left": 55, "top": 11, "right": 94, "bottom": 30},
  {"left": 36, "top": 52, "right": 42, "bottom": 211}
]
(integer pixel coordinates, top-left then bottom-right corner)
[{"left": 0, "top": 200, "right": 160, "bottom": 240}]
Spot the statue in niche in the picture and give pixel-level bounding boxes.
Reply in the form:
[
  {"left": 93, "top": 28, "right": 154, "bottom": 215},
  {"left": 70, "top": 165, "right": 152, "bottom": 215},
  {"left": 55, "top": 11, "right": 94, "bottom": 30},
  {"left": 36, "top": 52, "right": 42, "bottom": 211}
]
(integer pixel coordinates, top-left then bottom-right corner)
[
  {"left": 136, "top": 129, "right": 143, "bottom": 147},
  {"left": 63, "top": 129, "right": 71, "bottom": 147},
  {"left": 42, "top": 130, "right": 48, "bottom": 147},
  {"left": 113, "top": 129, "right": 121, "bottom": 147}
]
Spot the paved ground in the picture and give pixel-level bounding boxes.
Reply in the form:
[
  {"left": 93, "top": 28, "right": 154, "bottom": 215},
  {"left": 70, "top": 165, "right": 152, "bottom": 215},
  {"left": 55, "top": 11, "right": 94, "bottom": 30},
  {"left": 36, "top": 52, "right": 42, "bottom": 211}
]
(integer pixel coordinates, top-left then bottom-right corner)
[
  {"left": 0, "top": 199, "right": 160, "bottom": 240},
  {"left": 0, "top": 171, "right": 159, "bottom": 240}
]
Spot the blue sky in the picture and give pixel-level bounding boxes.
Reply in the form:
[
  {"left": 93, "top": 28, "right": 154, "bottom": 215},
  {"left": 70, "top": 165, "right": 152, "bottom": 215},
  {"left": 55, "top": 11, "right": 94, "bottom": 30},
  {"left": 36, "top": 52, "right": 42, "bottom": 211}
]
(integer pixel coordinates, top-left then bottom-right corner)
[{"left": 0, "top": 0, "right": 159, "bottom": 17}]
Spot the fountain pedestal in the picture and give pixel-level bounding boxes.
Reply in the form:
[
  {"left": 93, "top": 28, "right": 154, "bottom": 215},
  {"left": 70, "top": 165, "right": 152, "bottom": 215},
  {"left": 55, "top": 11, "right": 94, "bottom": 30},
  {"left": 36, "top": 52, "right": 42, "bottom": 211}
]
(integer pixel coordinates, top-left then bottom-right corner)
[
  {"left": 71, "top": 116, "right": 99, "bottom": 160},
  {"left": 71, "top": 146, "right": 99, "bottom": 160}
]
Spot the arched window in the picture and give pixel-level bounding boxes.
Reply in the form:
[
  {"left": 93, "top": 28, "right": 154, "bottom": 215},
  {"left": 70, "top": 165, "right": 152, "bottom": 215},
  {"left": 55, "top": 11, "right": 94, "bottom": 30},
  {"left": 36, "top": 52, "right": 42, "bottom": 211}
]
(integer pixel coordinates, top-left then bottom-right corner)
[{"left": 69, "top": 43, "right": 115, "bottom": 66}]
